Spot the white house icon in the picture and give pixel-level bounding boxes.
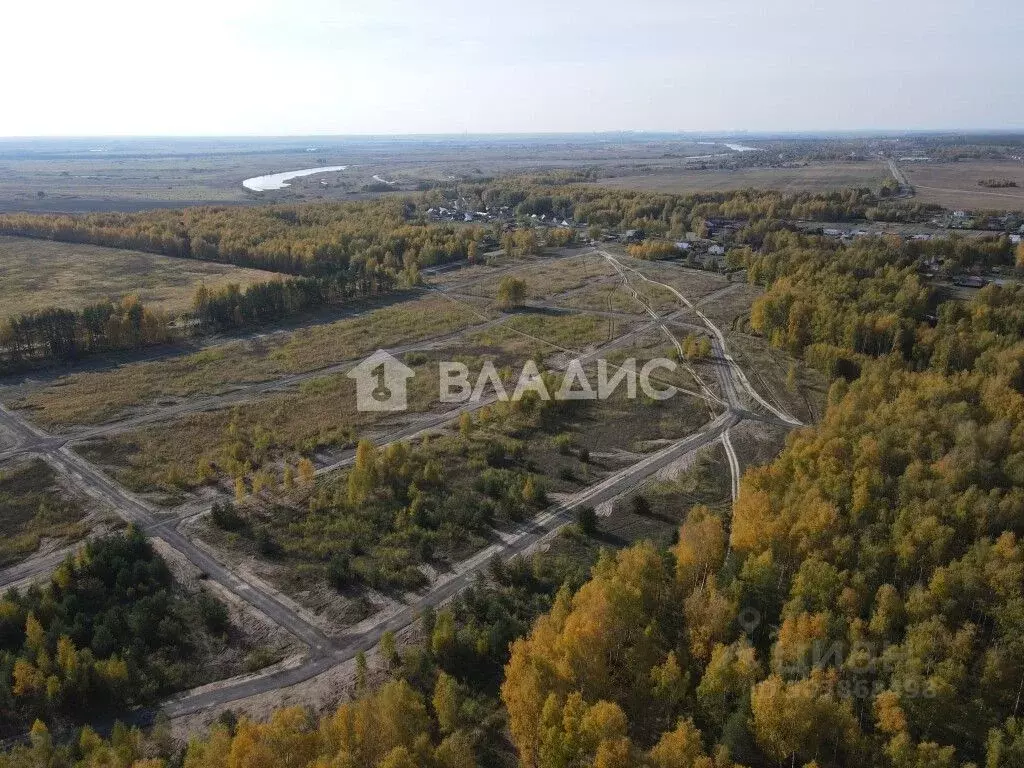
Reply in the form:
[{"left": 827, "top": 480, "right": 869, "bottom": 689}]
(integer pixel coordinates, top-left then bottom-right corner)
[{"left": 347, "top": 350, "right": 416, "bottom": 412}]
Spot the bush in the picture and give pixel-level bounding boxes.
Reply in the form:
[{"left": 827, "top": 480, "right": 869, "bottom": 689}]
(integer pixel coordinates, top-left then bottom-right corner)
[
  {"left": 211, "top": 501, "right": 246, "bottom": 532},
  {"left": 327, "top": 553, "right": 354, "bottom": 590},
  {"left": 631, "top": 495, "right": 652, "bottom": 517},
  {"left": 577, "top": 507, "right": 598, "bottom": 536}
]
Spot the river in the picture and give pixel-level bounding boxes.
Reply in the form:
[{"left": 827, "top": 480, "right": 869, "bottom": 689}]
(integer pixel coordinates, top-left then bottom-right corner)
[
  {"left": 698, "top": 141, "right": 760, "bottom": 153},
  {"left": 242, "top": 165, "right": 348, "bottom": 192}
]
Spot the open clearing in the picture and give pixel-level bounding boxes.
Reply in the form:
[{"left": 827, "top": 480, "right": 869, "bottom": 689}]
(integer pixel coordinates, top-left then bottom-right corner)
[
  {"left": 597, "top": 161, "right": 889, "bottom": 195},
  {"left": 5, "top": 293, "right": 491, "bottom": 429},
  {"left": 0, "top": 457, "right": 100, "bottom": 568},
  {"left": 0, "top": 236, "right": 284, "bottom": 315},
  {"left": 901, "top": 161, "right": 1024, "bottom": 211},
  {"left": 1, "top": 244, "right": 811, "bottom": 681}
]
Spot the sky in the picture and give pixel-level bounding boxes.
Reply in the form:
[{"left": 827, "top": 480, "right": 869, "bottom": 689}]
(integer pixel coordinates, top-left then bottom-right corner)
[{"left": 3, "top": 0, "right": 1022, "bottom": 136}]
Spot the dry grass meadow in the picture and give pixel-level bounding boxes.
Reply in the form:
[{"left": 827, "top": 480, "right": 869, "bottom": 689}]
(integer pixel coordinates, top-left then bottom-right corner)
[
  {"left": 0, "top": 236, "right": 284, "bottom": 316},
  {"left": 901, "top": 161, "right": 1024, "bottom": 211},
  {"left": 597, "top": 161, "right": 890, "bottom": 195}
]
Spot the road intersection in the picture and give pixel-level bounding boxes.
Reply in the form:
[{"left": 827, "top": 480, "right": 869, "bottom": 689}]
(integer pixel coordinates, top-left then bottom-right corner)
[{"left": 0, "top": 249, "right": 800, "bottom": 720}]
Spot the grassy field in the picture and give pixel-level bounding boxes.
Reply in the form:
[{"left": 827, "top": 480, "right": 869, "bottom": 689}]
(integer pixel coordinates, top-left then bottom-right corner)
[
  {"left": 74, "top": 354, "right": 447, "bottom": 506},
  {"left": 0, "top": 457, "right": 94, "bottom": 567},
  {"left": 901, "top": 161, "right": 1024, "bottom": 211},
  {"left": 6, "top": 253, "right": 693, "bottom": 430},
  {"left": 189, "top": 361, "right": 713, "bottom": 611},
  {"left": 456, "top": 253, "right": 619, "bottom": 301},
  {"left": 598, "top": 161, "right": 889, "bottom": 195},
  {"left": 0, "top": 236, "right": 283, "bottom": 315},
  {"left": 9, "top": 294, "right": 490, "bottom": 428},
  {"left": 467, "top": 311, "right": 629, "bottom": 355},
  {"left": 68, "top": 313, "right": 644, "bottom": 504}
]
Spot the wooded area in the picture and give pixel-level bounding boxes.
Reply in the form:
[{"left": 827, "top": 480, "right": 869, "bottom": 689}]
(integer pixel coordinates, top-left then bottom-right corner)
[
  {"left": 2, "top": 180, "right": 1024, "bottom": 766},
  {"left": 0, "top": 529, "right": 231, "bottom": 735},
  {"left": 0, "top": 181, "right": 957, "bottom": 370}
]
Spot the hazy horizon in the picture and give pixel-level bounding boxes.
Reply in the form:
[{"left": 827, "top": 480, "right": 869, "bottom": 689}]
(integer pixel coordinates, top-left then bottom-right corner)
[
  {"left": 5, "top": 0, "right": 1023, "bottom": 137},
  {"left": 2, "top": 129, "right": 1024, "bottom": 141}
]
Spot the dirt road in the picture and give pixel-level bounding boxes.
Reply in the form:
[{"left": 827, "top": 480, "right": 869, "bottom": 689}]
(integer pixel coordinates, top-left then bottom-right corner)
[{"left": 0, "top": 248, "right": 800, "bottom": 722}]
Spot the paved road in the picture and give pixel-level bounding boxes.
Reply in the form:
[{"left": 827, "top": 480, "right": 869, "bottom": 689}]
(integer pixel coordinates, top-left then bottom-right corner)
[
  {"left": 161, "top": 408, "right": 740, "bottom": 717},
  {"left": 47, "top": 446, "right": 337, "bottom": 651},
  {"left": 159, "top": 260, "right": 794, "bottom": 714},
  {"left": 0, "top": 248, "right": 800, "bottom": 721}
]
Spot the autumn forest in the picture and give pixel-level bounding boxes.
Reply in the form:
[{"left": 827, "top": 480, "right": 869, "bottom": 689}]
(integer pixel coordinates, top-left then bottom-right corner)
[{"left": 2, "top": 173, "right": 1024, "bottom": 768}]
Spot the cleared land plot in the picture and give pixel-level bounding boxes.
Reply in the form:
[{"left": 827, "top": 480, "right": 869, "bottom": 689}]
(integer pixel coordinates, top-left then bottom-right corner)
[
  {"left": 597, "top": 161, "right": 889, "bottom": 195},
  {"left": 188, "top": 362, "right": 714, "bottom": 625},
  {"left": 727, "top": 331, "right": 829, "bottom": 425},
  {"left": 466, "top": 310, "right": 629, "bottom": 356},
  {"left": 454, "top": 253, "right": 618, "bottom": 301},
  {"left": 556, "top": 282, "right": 651, "bottom": 315},
  {"left": 7, "top": 294, "right": 491, "bottom": 429},
  {"left": 72, "top": 312, "right": 641, "bottom": 504},
  {"left": 625, "top": 261, "right": 733, "bottom": 299},
  {"left": 0, "top": 236, "right": 283, "bottom": 315},
  {"left": 902, "top": 161, "right": 1024, "bottom": 211},
  {"left": 0, "top": 457, "right": 96, "bottom": 568},
  {"left": 672, "top": 281, "right": 764, "bottom": 331}
]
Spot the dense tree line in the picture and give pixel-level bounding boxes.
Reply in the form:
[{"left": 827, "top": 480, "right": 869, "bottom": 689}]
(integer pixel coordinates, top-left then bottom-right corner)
[
  {"left": 0, "top": 536, "right": 598, "bottom": 768},
  {"left": 0, "top": 180, "right": 996, "bottom": 372},
  {"left": 0, "top": 529, "right": 229, "bottom": 734},
  {"left": 493, "top": 228, "right": 1024, "bottom": 767},
  {"left": 0, "top": 201, "right": 484, "bottom": 276},
  {"left": 0, "top": 179, "right": 931, "bottom": 274},
  {"left": 0, "top": 268, "right": 400, "bottom": 370},
  {"left": 190, "top": 269, "right": 396, "bottom": 333},
  {"left": 498, "top": 353, "right": 1024, "bottom": 766},
  {"left": 0, "top": 196, "right": 481, "bottom": 368},
  {"left": 627, "top": 241, "right": 684, "bottom": 260},
  {"left": 0, "top": 681, "right": 476, "bottom": 768},
  {"left": 0, "top": 297, "right": 174, "bottom": 370},
  {"left": 744, "top": 230, "right": 1024, "bottom": 378},
  {"left": 466, "top": 179, "right": 940, "bottom": 237}
]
